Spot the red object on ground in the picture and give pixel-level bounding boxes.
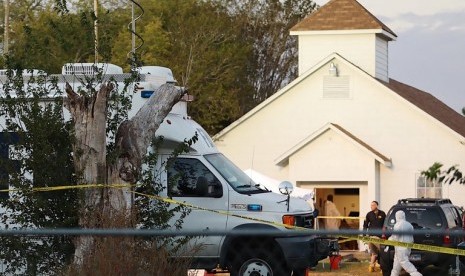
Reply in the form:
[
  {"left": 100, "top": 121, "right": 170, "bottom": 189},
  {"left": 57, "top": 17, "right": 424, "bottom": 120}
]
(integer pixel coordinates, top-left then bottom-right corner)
[{"left": 329, "top": 255, "right": 342, "bottom": 270}]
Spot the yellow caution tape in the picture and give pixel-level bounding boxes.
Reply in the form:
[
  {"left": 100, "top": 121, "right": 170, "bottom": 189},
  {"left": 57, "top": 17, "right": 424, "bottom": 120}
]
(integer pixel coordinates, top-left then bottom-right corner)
[
  {"left": 0, "top": 183, "right": 133, "bottom": 193},
  {"left": 2, "top": 183, "right": 465, "bottom": 256},
  {"left": 317, "top": 216, "right": 364, "bottom": 220},
  {"left": 337, "top": 238, "right": 358, "bottom": 244},
  {"left": 343, "top": 235, "right": 465, "bottom": 256}
]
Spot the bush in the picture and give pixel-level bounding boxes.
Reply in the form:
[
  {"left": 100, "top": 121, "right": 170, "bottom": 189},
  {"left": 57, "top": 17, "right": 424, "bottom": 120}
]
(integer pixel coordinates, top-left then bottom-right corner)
[{"left": 63, "top": 209, "right": 196, "bottom": 276}]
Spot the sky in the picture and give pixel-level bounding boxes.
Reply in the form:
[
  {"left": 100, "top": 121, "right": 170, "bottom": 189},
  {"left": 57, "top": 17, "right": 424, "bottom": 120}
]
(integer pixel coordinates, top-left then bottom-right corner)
[{"left": 312, "top": 0, "right": 465, "bottom": 113}]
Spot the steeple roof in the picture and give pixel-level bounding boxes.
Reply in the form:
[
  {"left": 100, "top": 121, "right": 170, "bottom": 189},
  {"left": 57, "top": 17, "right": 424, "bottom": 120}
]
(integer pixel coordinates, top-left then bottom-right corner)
[{"left": 291, "top": 0, "right": 396, "bottom": 37}]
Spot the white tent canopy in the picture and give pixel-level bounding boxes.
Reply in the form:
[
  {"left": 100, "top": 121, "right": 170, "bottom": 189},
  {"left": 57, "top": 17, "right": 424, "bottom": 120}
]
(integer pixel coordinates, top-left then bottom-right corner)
[{"left": 244, "top": 169, "right": 314, "bottom": 201}]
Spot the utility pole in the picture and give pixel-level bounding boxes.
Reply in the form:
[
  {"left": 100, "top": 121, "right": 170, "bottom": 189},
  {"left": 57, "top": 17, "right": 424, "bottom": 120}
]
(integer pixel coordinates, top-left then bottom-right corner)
[
  {"left": 4, "top": 0, "right": 10, "bottom": 55},
  {"left": 131, "top": 1, "right": 135, "bottom": 59},
  {"left": 94, "top": 0, "right": 99, "bottom": 63}
]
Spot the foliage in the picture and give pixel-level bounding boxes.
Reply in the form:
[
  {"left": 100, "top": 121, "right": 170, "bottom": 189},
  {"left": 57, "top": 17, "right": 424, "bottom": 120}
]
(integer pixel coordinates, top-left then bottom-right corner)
[
  {"left": 0, "top": 65, "right": 78, "bottom": 275},
  {"left": 422, "top": 162, "right": 465, "bottom": 185},
  {"left": 111, "top": 16, "right": 170, "bottom": 71},
  {"left": 2, "top": 0, "right": 317, "bottom": 134},
  {"left": 223, "top": 0, "right": 317, "bottom": 112},
  {"left": 0, "top": 0, "right": 48, "bottom": 22},
  {"left": 4, "top": 5, "right": 128, "bottom": 72},
  {"left": 121, "top": 0, "right": 252, "bottom": 135},
  {"left": 64, "top": 230, "right": 194, "bottom": 276},
  {"left": 140, "top": 0, "right": 316, "bottom": 133}
]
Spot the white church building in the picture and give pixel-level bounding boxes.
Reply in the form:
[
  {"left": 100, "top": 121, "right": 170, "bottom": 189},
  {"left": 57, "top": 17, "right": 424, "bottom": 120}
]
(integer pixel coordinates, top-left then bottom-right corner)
[{"left": 213, "top": 0, "right": 465, "bottom": 224}]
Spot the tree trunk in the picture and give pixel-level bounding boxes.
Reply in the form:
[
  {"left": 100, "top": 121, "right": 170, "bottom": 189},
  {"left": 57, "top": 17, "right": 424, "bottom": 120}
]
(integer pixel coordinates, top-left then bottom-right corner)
[
  {"left": 64, "top": 82, "right": 182, "bottom": 264},
  {"left": 64, "top": 82, "right": 112, "bottom": 264}
]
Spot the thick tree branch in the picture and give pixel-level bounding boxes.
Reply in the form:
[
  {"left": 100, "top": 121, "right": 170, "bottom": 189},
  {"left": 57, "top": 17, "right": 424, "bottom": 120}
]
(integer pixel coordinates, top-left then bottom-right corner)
[
  {"left": 94, "top": 83, "right": 114, "bottom": 113},
  {"left": 114, "top": 83, "right": 183, "bottom": 183},
  {"left": 63, "top": 82, "right": 79, "bottom": 114}
]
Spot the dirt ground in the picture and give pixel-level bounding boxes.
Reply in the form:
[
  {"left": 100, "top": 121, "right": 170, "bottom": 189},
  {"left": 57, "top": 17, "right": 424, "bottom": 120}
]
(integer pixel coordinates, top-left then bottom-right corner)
[
  {"left": 308, "top": 250, "right": 461, "bottom": 276},
  {"left": 308, "top": 251, "right": 374, "bottom": 275},
  {"left": 191, "top": 250, "right": 462, "bottom": 275}
]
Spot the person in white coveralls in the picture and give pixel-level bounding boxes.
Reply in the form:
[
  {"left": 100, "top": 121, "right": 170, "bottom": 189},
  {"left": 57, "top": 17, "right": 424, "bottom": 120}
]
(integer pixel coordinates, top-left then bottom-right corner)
[{"left": 388, "top": 210, "right": 422, "bottom": 276}]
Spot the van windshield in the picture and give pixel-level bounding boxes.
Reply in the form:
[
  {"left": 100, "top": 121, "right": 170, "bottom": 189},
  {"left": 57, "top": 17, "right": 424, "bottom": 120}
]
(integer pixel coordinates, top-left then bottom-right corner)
[{"left": 204, "top": 153, "right": 269, "bottom": 194}]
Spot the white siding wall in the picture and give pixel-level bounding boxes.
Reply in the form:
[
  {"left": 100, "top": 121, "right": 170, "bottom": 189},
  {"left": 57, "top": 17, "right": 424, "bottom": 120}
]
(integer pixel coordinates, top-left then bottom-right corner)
[
  {"left": 288, "top": 129, "right": 373, "bottom": 181},
  {"left": 297, "top": 32, "right": 390, "bottom": 82},
  {"left": 298, "top": 33, "right": 377, "bottom": 77},
  {"left": 375, "top": 36, "right": 389, "bottom": 81}
]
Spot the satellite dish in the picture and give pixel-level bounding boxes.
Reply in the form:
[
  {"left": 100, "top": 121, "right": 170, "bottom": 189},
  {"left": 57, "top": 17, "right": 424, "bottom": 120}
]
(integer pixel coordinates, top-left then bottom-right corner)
[{"left": 278, "top": 181, "right": 294, "bottom": 195}]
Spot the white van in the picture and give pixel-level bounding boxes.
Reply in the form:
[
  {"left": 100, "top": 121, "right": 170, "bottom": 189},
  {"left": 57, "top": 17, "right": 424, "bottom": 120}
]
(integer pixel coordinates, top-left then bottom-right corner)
[
  {"left": 133, "top": 66, "right": 333, "bottom": 275},
  {"left": 151, "top": 111, "right": 333, "bottom": 275}
]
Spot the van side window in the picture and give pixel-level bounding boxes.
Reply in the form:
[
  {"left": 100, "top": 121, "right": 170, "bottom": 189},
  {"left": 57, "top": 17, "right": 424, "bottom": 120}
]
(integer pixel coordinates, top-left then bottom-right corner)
[{"left": 167, "top": 158, "right": 222, "bottom": 197}]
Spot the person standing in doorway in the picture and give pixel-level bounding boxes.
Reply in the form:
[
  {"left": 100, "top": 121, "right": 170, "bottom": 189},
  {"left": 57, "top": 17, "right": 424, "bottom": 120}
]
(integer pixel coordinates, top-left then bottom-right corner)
[
  {"left": 388, "top": 210, "right": 422, "bottom": 276},
  {"left": 363, "top": 200, "right": 386, "bottom": 272},
  {"left": 324, "top": 194, "right": 341, "bottom": 230}
]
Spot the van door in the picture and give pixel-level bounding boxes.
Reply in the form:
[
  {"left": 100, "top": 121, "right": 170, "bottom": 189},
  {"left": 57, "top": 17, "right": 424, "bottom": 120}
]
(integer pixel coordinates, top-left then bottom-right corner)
[{"left": 159, "top": 154, "right": 228, "bottom": 257}]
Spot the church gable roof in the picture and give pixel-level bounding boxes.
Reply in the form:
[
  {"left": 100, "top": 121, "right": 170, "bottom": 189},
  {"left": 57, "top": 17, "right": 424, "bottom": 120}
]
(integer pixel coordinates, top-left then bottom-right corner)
[
  {"left": 291, "top": 0, "right": 396, "bottom": 37},
  {"left": 274, "top": 123, "right": 392, "bottom": 167}
]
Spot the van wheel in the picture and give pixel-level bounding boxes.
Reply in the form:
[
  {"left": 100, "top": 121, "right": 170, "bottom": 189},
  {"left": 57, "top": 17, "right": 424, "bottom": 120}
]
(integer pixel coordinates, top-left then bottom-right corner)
[{"left": 229, "top": 246, "right": 290, "bottom": 276}]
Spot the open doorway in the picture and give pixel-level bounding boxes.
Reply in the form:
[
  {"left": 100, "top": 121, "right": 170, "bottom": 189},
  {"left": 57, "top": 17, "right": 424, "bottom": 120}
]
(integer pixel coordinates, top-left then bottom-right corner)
[
  {"left": 316, "top": 187, "right": 360, "bottom": 250},
  {"left": 316, "top": 188, "right": 359, "bottom": 217}
]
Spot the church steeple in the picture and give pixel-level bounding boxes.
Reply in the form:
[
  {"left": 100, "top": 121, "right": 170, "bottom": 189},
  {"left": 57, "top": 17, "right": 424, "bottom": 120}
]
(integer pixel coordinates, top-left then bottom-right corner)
[{"left": 290, "top": 0, "right": 397, "bottom": 81}]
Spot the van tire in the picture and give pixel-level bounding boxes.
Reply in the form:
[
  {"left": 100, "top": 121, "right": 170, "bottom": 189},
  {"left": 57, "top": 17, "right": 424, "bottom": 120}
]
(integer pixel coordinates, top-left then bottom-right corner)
[{"left": 229, "top": 245, "right": 290, "bottom": 276}]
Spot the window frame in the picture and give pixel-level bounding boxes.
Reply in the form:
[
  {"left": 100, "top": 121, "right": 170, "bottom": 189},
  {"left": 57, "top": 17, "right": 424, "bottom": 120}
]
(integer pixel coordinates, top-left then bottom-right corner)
[
  {"left": 416, "top": 174, "right": 442, "bottom": 198},
  {"left": 166, "top": 156, "right": 223, "bottom": 198}
]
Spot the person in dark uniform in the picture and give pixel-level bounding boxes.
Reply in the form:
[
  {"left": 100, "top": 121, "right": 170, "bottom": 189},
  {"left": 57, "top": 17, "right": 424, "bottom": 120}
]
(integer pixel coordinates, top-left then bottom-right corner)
[{"left": 363, "top": 200, "right": 386, "bottom": 272}]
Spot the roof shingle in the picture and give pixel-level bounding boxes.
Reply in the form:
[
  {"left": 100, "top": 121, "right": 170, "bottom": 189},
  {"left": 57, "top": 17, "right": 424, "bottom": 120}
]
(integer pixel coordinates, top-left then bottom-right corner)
[
  {"left": 291, "top": 0, "right": 396, "bottom": 37},
  {"left": 381, "top": 79, "right": 465, "bottom": 138}
]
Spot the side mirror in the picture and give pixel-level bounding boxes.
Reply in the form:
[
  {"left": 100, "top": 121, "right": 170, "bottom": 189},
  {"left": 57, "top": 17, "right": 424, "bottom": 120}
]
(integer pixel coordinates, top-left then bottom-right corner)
[
  {"left": 278, "top": 181, "right": 293, "bottom": 212},
  {"left": 278, "top": 181, "right": 293, "bottom": 195}
]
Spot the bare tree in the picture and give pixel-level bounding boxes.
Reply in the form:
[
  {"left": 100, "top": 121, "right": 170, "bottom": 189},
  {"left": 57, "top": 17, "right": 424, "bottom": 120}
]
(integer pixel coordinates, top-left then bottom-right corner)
[{"left": 64, "top": 81, "right": 183, "bottom": 263}]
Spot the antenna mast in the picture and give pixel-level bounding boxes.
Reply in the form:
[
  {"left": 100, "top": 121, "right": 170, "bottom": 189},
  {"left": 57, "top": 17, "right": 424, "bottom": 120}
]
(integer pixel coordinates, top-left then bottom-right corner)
[
  {"left": 127, "top": 1, "right": 144, "bottom": 68},
  {"left": 131, "top": 2, "right": 135, "bottom": 58}
]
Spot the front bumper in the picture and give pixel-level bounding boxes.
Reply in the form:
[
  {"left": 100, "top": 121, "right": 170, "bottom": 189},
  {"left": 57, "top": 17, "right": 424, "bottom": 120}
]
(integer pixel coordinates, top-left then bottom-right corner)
[{"left": 276, "top": 235, "right": 337, "bottom": 270}]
